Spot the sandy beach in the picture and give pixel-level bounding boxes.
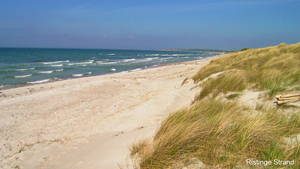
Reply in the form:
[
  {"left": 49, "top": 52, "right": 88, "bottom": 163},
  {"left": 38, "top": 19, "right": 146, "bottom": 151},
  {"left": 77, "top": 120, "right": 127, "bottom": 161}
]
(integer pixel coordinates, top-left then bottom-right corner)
[{"left": 0, "top": 55, "right": 221, "bottom": 169}]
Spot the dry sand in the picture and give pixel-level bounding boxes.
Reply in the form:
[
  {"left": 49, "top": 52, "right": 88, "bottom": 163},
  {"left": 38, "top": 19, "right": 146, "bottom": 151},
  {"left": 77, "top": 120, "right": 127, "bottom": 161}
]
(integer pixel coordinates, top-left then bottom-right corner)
[{"left": 0, "top": 56, "right": 221, "bottom": 169}]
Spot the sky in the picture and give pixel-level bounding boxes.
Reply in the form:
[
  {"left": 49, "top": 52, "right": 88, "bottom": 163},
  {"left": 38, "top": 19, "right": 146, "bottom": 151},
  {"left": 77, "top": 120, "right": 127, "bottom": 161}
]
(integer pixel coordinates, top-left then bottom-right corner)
[{"left": 0, "top": 0, "right": 300, "bottom": 51}]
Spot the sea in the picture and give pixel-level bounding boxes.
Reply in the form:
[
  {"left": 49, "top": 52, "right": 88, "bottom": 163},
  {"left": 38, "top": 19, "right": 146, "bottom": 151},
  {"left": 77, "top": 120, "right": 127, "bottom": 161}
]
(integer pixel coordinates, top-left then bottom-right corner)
[{"left": 0, "top": 48, "right": 219, "bottom": 89}]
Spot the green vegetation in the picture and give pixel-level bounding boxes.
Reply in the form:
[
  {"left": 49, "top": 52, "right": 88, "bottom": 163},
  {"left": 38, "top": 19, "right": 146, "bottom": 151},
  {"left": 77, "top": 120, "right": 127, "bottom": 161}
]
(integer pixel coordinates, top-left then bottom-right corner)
[
  {"left": 194, "top": 70, "right": 247, "bottom": 101},
  {"left": 193, "top": 42, "right": 300, "bottom": 100},
  {"left": 240, "top": 48, "right": 250, "bottom": 51},
  {"left": 131, "top": 99, "right": 300, "bottom": 168},
  {"left": 131, "top": 42, "right": 300, "bottom": 168}
]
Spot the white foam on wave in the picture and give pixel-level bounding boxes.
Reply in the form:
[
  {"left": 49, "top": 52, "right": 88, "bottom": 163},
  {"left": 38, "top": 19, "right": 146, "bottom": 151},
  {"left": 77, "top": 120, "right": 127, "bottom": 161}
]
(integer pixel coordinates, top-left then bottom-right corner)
[
  {"left": 83, "top": 61, "right": 93, "bottom": 64},
  {"left": 39, "top": 70, "right": 54, "bottom": 74},
  {"left": 51, "top": 64, "right": 63, "bottom": 67},
  {"left": 134, "top": 57, "right": 159, "bottom": 63},
  {"left": 15, "top": 67, "right": 35, "bottom": 71},
  {"left": 145, "top": 54, "right": 159, "bottom": 56},
  {"left": 130, "top": 68, "right": 142, "bottom": 72},
  {"left": 150, "top": 57, "right": 159, "bottom": 60},
  {"left": 111, "top": 68, "right": 116, "bottom": 71},
  {"left": 160, "top": 57, "right": 173, "bottom": 60},
  {"left": 122, "top": 58, "right": 136, "bottom": 62},
  {"left": 85, "top": 61, "right": 93, "bottom": 64},
  {"left": 107, "top": 53, "right": 115, "bottom": 55},
  {"left": 55, "top": 69, "right": 64, "bottom": 72},
  {"left": 72, "top": 74, "right": 84, "bottom": 77},
  {"left": 87, "top": 72, "right": 92, "bottom": 74},
  {"left": 74, "top": 61, "right": 93, "bottom": 65},
  {"left": 97, "top": 61, "right": 117, "bottom": 65},
  {"left": 43, "top": 60, "right": 69, "bottom": 65},
  {"left": 143, "top": 58, "right": 153, "bottom": 61},
  {"left": 28, "top": 79, "right": 50, "bottom": 84},
  {"left": 16, "top": 69, "right": 27, "bottom": 71},
  {"left": 14, "top": 74, "right": 32, "bottom": 78},
  {"left": 150, "top": 64, "right": 158, "bottom": 68},
  {"left": 160, "top": 54, "right": 192, "bottom": 57}
]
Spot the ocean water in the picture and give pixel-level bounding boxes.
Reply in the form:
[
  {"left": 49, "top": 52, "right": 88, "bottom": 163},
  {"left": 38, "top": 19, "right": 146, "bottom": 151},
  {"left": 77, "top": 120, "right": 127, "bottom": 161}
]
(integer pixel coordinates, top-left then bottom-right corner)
[{"left": 0, "top": 48, "right": 219, "bottom": 88}]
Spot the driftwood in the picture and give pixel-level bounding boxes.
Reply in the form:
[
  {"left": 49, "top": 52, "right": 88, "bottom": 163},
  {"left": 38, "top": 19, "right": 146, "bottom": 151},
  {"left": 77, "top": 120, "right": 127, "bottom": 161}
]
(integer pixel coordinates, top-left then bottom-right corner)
[{"left": 275, "top": 91, "right": 300, "bottom": 105}]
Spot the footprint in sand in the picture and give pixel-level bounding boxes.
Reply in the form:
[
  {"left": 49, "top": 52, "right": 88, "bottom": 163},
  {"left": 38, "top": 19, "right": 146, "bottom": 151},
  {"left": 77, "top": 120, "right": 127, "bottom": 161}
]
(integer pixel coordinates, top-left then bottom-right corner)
[
  {"left": 137, "top": 126, "right": 144, "bottom": 130},
  {"left": 114, "top": 131, "right": 124, "bottom": 136}
]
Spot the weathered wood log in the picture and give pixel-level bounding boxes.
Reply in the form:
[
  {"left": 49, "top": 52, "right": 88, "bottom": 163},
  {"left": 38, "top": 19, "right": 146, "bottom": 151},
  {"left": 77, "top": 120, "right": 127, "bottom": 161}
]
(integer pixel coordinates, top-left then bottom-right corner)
[
  {"left": 276, "top": 93, "right": 300, "bottom": 99},
  {"left": 275, "top": 91, "right": 300, "bottom": 105},
  {"left": 277, "top": 100, "right": 300, "bottom": 104},
  {"left": 277, "top": 97, "right": 300, "bottom": 101},
  {"left": 277, "top": 101, "right": 287, "bottom": 104}
]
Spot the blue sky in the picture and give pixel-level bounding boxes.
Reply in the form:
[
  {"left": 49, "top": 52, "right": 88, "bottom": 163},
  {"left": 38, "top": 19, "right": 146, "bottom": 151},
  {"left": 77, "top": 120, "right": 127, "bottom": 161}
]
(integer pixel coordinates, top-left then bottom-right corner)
[{"left": 0, "top": 0, "right": 299, "bottom": 50}]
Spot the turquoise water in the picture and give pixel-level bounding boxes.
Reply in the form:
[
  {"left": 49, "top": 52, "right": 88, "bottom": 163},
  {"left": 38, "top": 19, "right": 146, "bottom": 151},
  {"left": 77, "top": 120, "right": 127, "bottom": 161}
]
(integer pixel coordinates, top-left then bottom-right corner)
[{"left": 0, "top": 48, "right": 219, "bottom": 88}]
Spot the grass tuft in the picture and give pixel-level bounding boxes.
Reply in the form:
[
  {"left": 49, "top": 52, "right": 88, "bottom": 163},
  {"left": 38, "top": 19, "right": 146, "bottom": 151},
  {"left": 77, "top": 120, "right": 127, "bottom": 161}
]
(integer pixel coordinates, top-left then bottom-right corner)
[
  {"left": 195, "top": 70, "right": 247, "bottom": 101},
  {"left": 131, "top": 98, "right": 300, "bottom": 168},
  {"left": 131, "top": 42, "right": 300, "bottom": 168},
  {"left": 192, "top": 42, "right": 300, "bottom": 98}
]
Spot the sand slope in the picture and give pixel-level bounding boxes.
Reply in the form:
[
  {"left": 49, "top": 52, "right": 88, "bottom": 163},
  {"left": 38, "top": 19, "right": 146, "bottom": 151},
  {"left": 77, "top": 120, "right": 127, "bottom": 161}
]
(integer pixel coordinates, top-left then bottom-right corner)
[{"left": 0, "top": 56, "right": 220, "bottom": 169}]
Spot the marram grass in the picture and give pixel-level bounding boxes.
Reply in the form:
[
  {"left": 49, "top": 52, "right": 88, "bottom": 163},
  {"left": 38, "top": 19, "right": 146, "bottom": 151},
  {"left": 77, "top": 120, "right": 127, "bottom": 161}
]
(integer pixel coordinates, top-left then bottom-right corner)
[
  {"left": 193, "top": 42, "right": 300, "bottom": 100},
  {"left": 131, "top": 42, "right": 300, "bottom": 168},
  {"left": 195, "top": 70, "right": 247, "bottom": 100},
  {"left": 131, "top": 99, "right": 300, "bottom": 168}
]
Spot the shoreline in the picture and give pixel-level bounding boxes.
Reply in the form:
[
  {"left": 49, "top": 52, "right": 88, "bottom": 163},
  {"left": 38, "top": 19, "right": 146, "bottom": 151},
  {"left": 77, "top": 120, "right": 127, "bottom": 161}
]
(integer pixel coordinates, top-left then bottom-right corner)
[
  {"left": 0, "top": 54, "right": 221, "bottom": 92},
  {"left": 0, "top": 55, "right": 219, "bottom": 91},
  {"left": 0, "top": 55, "right": 223, "bottom": 169}
]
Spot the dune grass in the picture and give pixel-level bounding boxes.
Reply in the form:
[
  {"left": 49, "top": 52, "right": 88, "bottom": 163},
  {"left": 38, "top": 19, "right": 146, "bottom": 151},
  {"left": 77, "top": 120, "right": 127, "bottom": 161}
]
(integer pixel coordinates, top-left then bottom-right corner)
[
  {"left": 194, "top": 70, "right": 247, "bottom": 101},
  {"left": 131, "top": 99, "right": 300, "bottom": 168},
  {"left": 193, "top": 42, "right": 300, "bottom": 100},
  {"left": 131, "top": 42, "right": 300, "bottom": 168}
]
